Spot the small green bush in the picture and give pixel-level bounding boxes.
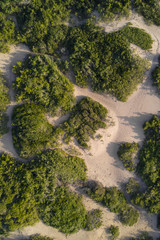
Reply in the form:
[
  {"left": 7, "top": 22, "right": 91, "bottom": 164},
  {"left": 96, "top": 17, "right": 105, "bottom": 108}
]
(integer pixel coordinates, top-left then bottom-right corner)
[
  {"left": 13, "top": 55, "right": 75, "bottom": 115},
  {"left": 109, "top": 225, "right": 120, "bottom": 240},
  {"left": 120, "top": 23, "right": 153, "bottom": 50},
  {"left": 117, "top": 142, "right": 139, "bottom": 172},
  {"left": 0, "top": 113, "right": 9, "bottom": 137},
  {"left": 119, "top": 205, "right": 139, "bottom": 226},
  {"left": 39, "top": 186, "right": 87, "bottom": 234},
  {"left": 85, "top": 209, "right": 102, "bottom": 231},
  {"left": 63, "top": 97, "right": 108, "bottom": 148},
  {"left": 126, "top": 178, "right": 140, "bottom": 195},
  {"left": 152, "top": 64, "right": 160, "bottom": 91},
  {"left": 12, "top": 104, "right": 54, "bottom": 158}
]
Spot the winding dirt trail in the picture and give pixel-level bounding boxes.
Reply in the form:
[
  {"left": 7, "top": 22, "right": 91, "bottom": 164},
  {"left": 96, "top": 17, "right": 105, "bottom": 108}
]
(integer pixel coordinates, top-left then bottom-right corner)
[{"left": 1, "top": 12, "right": 160, "bottom": 240}]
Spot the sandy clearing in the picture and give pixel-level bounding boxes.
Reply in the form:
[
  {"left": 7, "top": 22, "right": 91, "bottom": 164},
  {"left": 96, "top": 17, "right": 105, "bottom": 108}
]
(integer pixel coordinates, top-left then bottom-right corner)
[{"left": 1, "top": 12, "right": 160, "bottom": 240}]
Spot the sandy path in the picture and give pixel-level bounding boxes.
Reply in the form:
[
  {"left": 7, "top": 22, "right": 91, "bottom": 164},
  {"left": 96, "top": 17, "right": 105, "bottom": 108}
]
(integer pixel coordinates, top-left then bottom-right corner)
[
  {"left": 0, "top": 44, "right": 30, "bottom": 159},
  {"left": 1, "top": 12, "right": 160, "bottom": 240}
]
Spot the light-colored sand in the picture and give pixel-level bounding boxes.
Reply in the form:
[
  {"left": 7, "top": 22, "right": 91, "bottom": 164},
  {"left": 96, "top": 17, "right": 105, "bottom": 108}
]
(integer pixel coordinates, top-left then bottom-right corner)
[{"left": 1, "top": 12, "right": 160, "bottom": 240}]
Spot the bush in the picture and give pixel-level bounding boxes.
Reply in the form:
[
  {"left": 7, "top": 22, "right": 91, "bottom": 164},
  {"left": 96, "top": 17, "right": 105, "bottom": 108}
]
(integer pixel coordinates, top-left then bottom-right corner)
[
  {"left": 13, "top": 55, "right": 75, "bottom": 115},
  {"left": 104, "top": 187, "right": 127, "bottom": 213},
  {"left": 126, "top": 178, "right": 140, "bottom": 195},
  {"left": 109, "top": 225, "right": 120, "bottom": 240},
  {"left": 134, "top": 0, "right": 160, "bottom": 26},
  {"left": 118, "top": 205, "right": 139, "bottom": 226},
  {"left": 39, "top": 186, "right": 87, "bottom": 234},
  {"left": 0, "top": 113, "right": 9, "bottom": 137},
  {"left": 12, "top": 104, "right": 54, "bottom": 158},
  {"left": 0, "top": 13, "right": 16, "bottom": 53},
  {"left": 120, "top": 23, "right": 153, "bottom": 50},
  {"left": 86, "top": 181, "right": 106, "bottom": 202},
  {"left": 157, "top": 214, "right": 160, "bottom": 230},
  {"left": 63, "top": 97, "right": 108, "bottom": 148},
  {"left": 152, "top": 63, "right": 160, "bottom": 91},
  {"left": 67, "top": 22, "right": 149, "bottom": 101},
  {"left": 85, "top": 209, "right": 102, "bottom": 231},
  {"left": 117, "top": 142, "right": 139, "bottom": 172},
  {"left": 134, "top": 115, "right": 160, "bottom": 213},
  {"left": 130, "top": 232, "right": 153, "bottom": 240}
]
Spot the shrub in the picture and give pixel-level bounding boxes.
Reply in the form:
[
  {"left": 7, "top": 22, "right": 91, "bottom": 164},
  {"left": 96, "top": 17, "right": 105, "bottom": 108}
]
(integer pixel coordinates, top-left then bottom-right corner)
[
  {"left": 120, "top": 23, "right": 153, "bottom": 50},
  {"left": 152, "top": 63, "right": 160, "bottom": 91},
  {"left": 86, "top": 181, "right": 106, "bottom": 202},
  {"left": 39, "top": 186, "right": 87, "bottom": 234},
  {"left": 68, "top": 22, "right": 149, "bottom": 101},
  {"left": 119, "top": 205, "right": 139, "bottom": 226},
  {"left": 12, "top": 104, "right": 54, "bottom": 158},
  {"left": 117, "top": 142, "right": 139, "bottom": 172},
  {"left": 104, "top": 187, "right": 127, "bottom": 213},
  {"left": 126, "top": 178, "right": 140, "bottom": 195},
  {"left": 85, "top": 209, "right": 102, "bottom": 231},
  {"left": 63, "top": 97, "right": 108, "bottom": 148},
  {"left": 109, "top": 225, "right": 120, "bottom": 240},
  {"left": 13, "top": 55, "right": 75, "bottom": 115}
]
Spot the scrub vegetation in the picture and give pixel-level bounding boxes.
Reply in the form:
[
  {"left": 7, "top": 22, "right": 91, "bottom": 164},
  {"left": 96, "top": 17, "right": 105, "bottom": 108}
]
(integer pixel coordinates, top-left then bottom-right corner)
[
  {"left": 0, "top": 150, "right": 89, "bottom": 235},
  {"left": 133, "top": 116, "right": 160, "bottom": 213},
  {"left": 117, "top": 142, "right": 139, "bottom": 172},
  {"left": 13, "top": 55, "right": 75, "bottom": 115},
  {"left": 0, "top": 73, "right": 10, "bottom": 137},
  {"left": 62, "top": 97, "right": 108, "bottom": 148},
  {"left": 86, "top": 181, "right": 139, "bottom": 226}
]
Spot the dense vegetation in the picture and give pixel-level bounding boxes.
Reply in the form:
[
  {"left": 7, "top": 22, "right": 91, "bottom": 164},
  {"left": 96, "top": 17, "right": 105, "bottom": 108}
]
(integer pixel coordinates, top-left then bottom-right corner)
[
  {"left": 119, "top": 23, "right": 153, "bottom": 50},
  {"left": 12, "top": 104, "right": 54, "bottom": 158},
  {"left": 24, "top": 235, "right": 55, "bottom": 240},
  {"left": 67, "top": 22, "right": 149, "bottom": 101},
  {"left": 109, "top": 225, "right": 120, "bottom": 240},
  {"left": 134, "top": 0, "right": 160, "bottom": 26},
  {"left": 0, "top": 73, "right": 10, "bottom": 137},
  {"left": 62, "top": 97, "right": 108, "bottom": 148},
  {"left": 0, "top": 150, "right": 89, "bottom": 235},
  {"left": 86, "top": 181, "right": 139, "bottom": 226},
  {"left": 152, "top": 56, "right": 160, "bottom": 91},
  {"left": 85, "top": 209, "right": 102, "bottom": 231},
  {"left": 13, "top": 55, "right": 75, "bottom": 115},
  {"left": 131, "top": 232, "right": 153, "bottom": 240},
  {"left": 117, "top": 142, "right": 139, "bottom": 172},
  {"left": 134, "top": 116, "right": 160, "bottom": 213},
  {"left": 0, "top": 13, "right": 16, "bottom": 53}
]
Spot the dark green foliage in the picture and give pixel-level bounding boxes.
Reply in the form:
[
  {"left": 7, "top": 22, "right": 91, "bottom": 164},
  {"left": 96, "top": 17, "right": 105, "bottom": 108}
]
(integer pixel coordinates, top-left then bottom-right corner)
[
  {"left": 0, "top": 73, "right": 10, "bottom": 137},
  {"left": 0, "top": 113, "right": 9, "bottom": 137},
  {"left": 134, "top": 0, "right": 160, "bottom": 26},
  {"left": 104, "top": 187, "right": 127, "bottom": 213},
  {"left": 29, "top": 149, "right": 87, "bottom": 189},
  {"left": 126, "top": 178, "right": 140, "bottom": 195},
  {"left": 117, "top": 142, "right": 139, "bottom": 172},
  {"left": 109, "top": 225, "right": 120, "bottom": 240},
  {"left": 12, "top": 104, "right": 53, "bottom": 158},
  {"left": 97, "top": 0, "right": 131, "bottom": 20},
  {"left": 87, "top": 182, "right": 139, "bottom": 226},
  {"left": 0, "top": 73, "right": 10, "bottom": 113},
  {"left": 130, "top": 232, "right": 153, "bottom": 240},
  {"left": 39, "top": 186, "right": 87, "bottom": 234},
  {"left": 157, "top": 214, "right": 160, "bottom": 230},
  {"left": 26, "top": 235, "right": 54, "bottom": 240},
  {"left": 85, "top": 209, "right": 102, "bottom": 231},
  {"left": 120, "top": 23, "right": 153, "bottom": 50},
  {"left": 134, "top": 116, "right": 160, "bottom": 213},
  {"left": 68, "top": 22, "right": 149, "bottom": 101},
  {"left": 118, "top": 205, "right": 139, "bottom": 226},
  {"left": 0, "top": 150, "right": 88, "bottom": 235},
  {"left": 0, "top": 13, "right": 16, "bottom": 53},
  {"left": 0, "top": 153, "right": 39, "bottom": 235},
  {"left": 0, "top": 0, "right": 23, "bottom": 14},
  {"left": 152, "top": 59, "right": 160, "bottom": 91},
  {"left": 13, "top": 55, "right": 75, "bottom": 115},
  {"left": 63, "top": 97, "right": 107, "bottom": 148},
  {"left": 17, "top": 0, "right": 70, "bottom": 53}
]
